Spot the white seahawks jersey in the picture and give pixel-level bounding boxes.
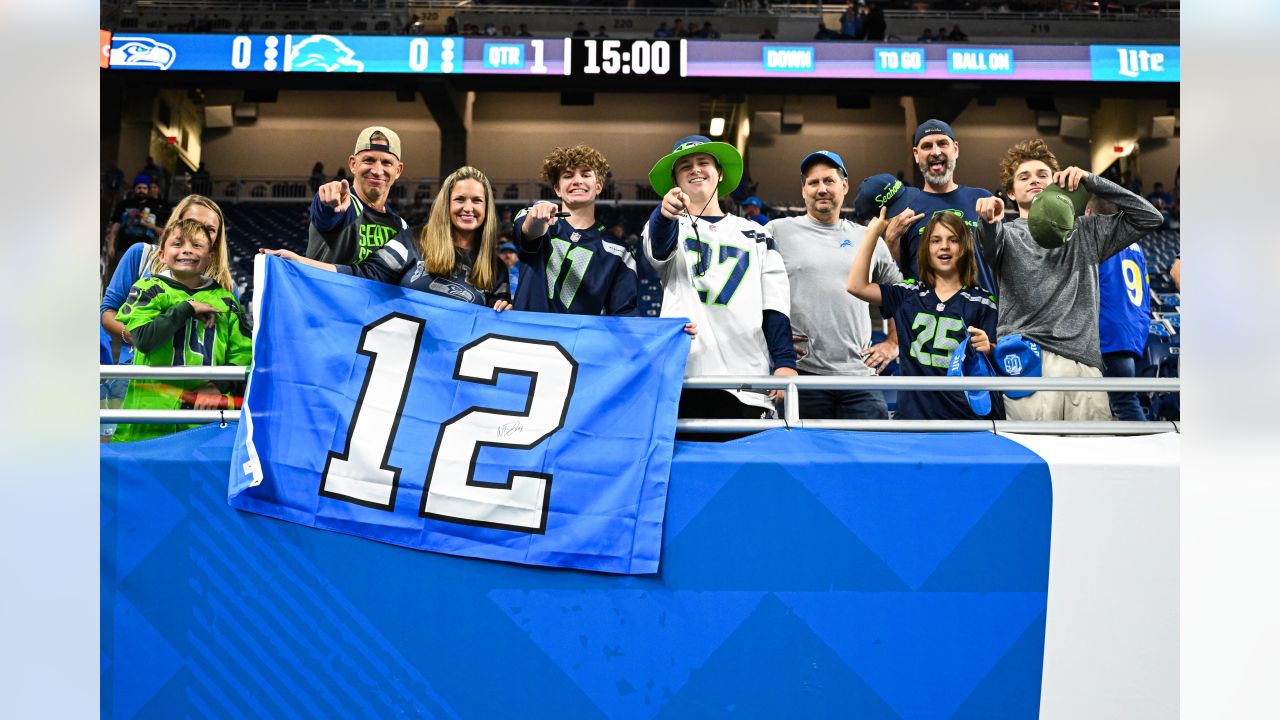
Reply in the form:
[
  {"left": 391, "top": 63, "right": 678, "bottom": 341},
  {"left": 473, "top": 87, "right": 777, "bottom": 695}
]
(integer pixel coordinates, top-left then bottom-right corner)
[{"left": 642, "top": 213, "right": 791, "bottom": 409}]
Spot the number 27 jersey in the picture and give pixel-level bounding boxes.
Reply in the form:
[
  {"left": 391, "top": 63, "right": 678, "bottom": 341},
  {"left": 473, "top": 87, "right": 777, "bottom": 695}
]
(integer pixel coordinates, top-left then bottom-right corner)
[{"left": 642, "top": 214, "right": 790, "bottom": 380}]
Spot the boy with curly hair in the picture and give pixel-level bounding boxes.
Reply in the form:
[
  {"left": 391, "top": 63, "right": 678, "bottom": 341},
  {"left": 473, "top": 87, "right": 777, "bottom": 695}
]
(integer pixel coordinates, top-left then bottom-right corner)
[
  {"left": 998, "top": 138, "right": 1061, "bottom": 218},
  {"left": 974, "top": 138, "right": 1163, "bottom": 421},
  {"left": 513, "top": 144, "right": 638, "bottom": 315}
]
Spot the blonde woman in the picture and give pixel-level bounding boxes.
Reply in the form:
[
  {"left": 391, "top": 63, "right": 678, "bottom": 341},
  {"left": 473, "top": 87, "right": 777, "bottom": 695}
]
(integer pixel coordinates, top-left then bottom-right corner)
[
  {"left": 266, "top": 166, "right": 510, "bottom": 309},
  {"left": 101, "top": 194, "right": 236, "bottom": 361}
]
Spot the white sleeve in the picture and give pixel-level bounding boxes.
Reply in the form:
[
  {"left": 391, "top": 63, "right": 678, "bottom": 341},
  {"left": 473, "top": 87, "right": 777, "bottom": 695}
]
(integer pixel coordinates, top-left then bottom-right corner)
[{"left": 759, "top": 228, "right": 791, "bottom": 316}]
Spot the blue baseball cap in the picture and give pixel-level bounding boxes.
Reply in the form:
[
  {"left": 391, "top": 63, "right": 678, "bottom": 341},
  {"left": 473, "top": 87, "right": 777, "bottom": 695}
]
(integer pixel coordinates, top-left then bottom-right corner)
[
  {"left": 852, "top": 173, "right": 922, "bottom": 223},
  {"left": 946, "top": 336, "right": 996, "bottom": 416},
  {"left": 800, "top": 150, "right": 847, "bottom": 177},
  {"left": 993, "top": 334, "right": 1042, "bottom": 398},
  {"left": 913, "top": 119, "right": 956, "bottom": 147},
  {"left": 498, "top": 242, "right": 517, "bottom": 253},
  {"left": 742, "top": 196, "right": 763, "bottom": 209}
]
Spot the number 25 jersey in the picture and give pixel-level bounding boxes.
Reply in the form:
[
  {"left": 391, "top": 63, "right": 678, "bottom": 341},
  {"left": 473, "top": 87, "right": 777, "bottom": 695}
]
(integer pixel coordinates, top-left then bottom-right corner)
[{"left": 642, "top": 213, "right": 790, "bottom": 381}]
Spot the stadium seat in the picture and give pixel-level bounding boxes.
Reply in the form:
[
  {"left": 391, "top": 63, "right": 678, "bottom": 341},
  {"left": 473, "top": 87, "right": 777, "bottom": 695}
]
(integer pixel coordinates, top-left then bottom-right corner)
[
  {"left": 1141, "top": 335, "right": 1175, "bottom": 378},
  {"left": 1148, "top": 320, "right": 1171, "bottom": 338},
  {"left": 1139, "top": 334, "right": 1179, "bottom": 420},
  {"left": 1150, "top": 272, "right": 1176, "bottom": 294}
]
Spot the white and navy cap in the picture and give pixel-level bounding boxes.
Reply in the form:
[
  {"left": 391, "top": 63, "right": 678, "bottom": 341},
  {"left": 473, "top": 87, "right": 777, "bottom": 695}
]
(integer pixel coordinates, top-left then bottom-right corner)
[{"left": 353, "top": 125, "right": 402, "bottom": 159}]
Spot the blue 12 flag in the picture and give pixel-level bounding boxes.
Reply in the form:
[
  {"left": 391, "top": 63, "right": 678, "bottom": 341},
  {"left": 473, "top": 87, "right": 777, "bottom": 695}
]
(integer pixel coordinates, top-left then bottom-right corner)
[{"left": 229, "top": 255, "right": 690, "bottom": 574}]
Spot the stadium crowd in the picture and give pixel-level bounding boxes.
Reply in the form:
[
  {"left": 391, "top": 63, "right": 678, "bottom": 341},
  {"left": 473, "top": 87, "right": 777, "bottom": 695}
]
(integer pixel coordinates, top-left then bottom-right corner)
[{"left": 101, "top": 115, "right": 1178, "bottom": 440}]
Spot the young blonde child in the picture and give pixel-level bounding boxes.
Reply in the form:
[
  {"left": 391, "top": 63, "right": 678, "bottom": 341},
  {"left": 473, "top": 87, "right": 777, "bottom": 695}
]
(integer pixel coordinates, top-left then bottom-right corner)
[{"left": 114, "top": 217, "right": 252, "bottom": 442}]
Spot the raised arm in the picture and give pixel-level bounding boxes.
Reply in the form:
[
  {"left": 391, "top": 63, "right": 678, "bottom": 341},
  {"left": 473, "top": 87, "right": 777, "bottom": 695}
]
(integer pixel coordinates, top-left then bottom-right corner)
[
  {"left": 1071, "top": 169, "right": 1165, "bottom": 262},
  {"left": 643, "top": 188, "right": 691, "bottom": 262},
  {"left": 847, "top": 208, "right": 888, "bottom": 305}
]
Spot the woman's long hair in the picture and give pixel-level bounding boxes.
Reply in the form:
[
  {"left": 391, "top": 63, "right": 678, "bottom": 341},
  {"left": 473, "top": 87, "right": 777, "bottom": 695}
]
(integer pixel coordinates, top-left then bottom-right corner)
[
  {"left": 416, "top": 166, "right": 501, "bottom": 292},
  {"left": 916, "top": 210, "right": 978, "bottom": 289},
  {"left": 150, "top": 194, "right": 235, "bottom": 292}
]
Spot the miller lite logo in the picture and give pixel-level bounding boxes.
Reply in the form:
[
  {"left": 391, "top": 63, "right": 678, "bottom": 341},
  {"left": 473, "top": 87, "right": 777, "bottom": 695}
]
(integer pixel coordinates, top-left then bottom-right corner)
[{"left": 1115, "top": 47, "right": 1164, "bottom": 78}]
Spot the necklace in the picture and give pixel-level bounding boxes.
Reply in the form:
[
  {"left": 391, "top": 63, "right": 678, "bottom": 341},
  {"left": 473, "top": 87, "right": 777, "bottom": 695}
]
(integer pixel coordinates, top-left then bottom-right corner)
[{"left": 685, "top": 193, "right": 717, "bottom": 244}]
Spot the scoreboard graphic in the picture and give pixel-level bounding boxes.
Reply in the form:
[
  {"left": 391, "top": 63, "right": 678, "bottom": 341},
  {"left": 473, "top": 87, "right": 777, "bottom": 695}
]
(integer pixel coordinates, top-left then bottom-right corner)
[{"left": 103, "top": 33, "right": 1179, "bottom": 83}]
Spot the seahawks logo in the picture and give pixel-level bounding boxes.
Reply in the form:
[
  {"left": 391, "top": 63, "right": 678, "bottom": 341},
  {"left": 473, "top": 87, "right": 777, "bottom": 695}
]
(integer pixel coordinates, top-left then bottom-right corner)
[
  {"left": 428, "top": 277, "right": 483, "bottom": 304},
  {"left": 290, "top": 35, "right": 364, "bottom": 72},
  {"left": 110, "top": 37, "right": 176, "bottom": 70}
]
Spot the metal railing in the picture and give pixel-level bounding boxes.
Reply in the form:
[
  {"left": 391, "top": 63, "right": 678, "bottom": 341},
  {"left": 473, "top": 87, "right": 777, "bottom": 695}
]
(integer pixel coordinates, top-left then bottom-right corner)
[{"left": 100, "top": 365, "right": 1180, "bottom": 435}]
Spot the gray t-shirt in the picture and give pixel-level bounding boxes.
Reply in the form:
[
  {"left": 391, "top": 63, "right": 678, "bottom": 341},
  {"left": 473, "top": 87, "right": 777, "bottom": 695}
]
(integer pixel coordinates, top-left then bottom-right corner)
[
  {"left": 976, "top": 173, "right": 1163, "bottom": 370},
  {"left": 768, "top": 214, "right": 903, "bottom": 375}
]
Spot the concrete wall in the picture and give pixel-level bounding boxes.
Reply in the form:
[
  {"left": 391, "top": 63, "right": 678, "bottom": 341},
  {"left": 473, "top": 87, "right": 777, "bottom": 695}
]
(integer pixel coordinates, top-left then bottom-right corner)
[
  {"left": 746, "top": 94, "right": 908, "bottom": 203},
  {"left": 198, "top": 90, "right": 442, "bottom": 179},
  {"left": 108, "top": 89, "right": 1175, "bottom": 205},
  {"left": 953, "top": 98, "right": 1093, "bottom": 193},
  {"left": 467, "top": 91, "right": 701, "bottom": 186}
]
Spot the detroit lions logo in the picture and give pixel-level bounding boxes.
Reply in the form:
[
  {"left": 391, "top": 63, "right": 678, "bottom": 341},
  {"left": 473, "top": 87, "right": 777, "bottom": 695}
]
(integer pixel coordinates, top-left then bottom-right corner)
[
  {"left": 290, "top": 35, "right": 364, "bottom": 72},
  {"left": 1003, "top": 355, "right": 1023, "bottom": 375},
  {"left": 110, "top": 37, "right": 176, "bottom": 70},
  {"left": 839, "top": 239, "right": 853, "bottom": 249}
]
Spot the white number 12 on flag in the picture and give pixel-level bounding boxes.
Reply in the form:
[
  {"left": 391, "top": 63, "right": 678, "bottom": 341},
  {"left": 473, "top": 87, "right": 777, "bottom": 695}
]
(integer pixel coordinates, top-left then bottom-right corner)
[{"left": 320, "top": 313, "right": 578, "bottom": 534}]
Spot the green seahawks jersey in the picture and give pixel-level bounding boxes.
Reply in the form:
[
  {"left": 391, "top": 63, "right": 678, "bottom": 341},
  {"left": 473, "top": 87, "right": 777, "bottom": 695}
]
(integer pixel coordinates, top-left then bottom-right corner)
[{"left": 113, "top": 274, "right": 252, "bottom": 443}]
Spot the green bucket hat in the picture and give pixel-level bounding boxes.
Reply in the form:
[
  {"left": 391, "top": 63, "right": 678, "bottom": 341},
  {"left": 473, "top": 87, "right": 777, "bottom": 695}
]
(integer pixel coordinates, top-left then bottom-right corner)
[
  {"left": 1027, "top": 182, "right": 1089, "bottom": 249},
  {"left": 648, "top": 135, "right": 743, "bottom": 198}
]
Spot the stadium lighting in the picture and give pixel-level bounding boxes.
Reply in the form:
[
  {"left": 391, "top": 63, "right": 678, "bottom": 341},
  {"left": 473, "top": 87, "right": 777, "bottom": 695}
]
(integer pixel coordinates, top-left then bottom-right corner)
[{"left": 709, "top": 116, "right": 726, "bottom": 137}]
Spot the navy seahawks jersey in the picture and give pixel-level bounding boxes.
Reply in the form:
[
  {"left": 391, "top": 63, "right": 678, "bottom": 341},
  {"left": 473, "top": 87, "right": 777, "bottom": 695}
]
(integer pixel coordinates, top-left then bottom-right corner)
[
  {"left": 879, "top": 279, "right": 1000, "bottom": 420},
  {"left": 511, "top": 211, "right": 639, "bottom": 316},
  {"left": 898, "top": 186, "right": 999, "bottom": 297},
  {"left": 338, "top": 228, "right": 509, "bottom": 307},
  {"left": 1097, "top": 243, "right": 1150, "bottom": 356}
]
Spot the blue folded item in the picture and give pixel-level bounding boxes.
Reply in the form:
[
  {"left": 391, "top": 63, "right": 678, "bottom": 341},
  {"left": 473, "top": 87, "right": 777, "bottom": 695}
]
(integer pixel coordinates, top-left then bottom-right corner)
[
  {"left": 993, "top": 334, "right": 1042, "bottom": 398},
  {"left": 946, "top": 335, "right": 996, "bottom": 416}
]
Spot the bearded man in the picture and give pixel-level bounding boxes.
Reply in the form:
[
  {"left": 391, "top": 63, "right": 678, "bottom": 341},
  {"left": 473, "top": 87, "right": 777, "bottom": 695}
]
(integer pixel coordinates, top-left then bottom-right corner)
[{"left": 881, "top": 119, "right": 999, "bottom": 295}]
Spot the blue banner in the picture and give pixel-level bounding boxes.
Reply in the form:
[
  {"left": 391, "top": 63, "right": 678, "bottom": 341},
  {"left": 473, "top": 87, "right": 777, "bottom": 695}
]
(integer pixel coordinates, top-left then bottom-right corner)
[
  {"left": 104, "top": 425, "right": 1053, "bottom": 718},
  {"left": 228, "top": 256, "right": 689, "bottom": 574}
]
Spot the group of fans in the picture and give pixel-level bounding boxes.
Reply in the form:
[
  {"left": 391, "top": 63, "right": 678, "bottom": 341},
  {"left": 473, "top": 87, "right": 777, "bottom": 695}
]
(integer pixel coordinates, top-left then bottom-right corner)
[{"left": 100, "top": 119, "right": 1167, "bottom": 442}]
